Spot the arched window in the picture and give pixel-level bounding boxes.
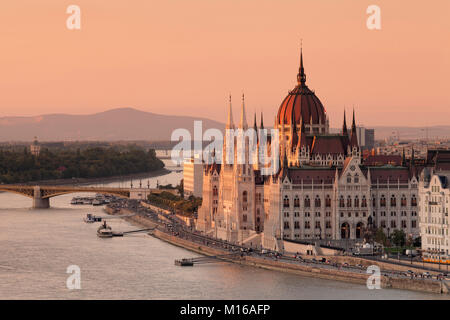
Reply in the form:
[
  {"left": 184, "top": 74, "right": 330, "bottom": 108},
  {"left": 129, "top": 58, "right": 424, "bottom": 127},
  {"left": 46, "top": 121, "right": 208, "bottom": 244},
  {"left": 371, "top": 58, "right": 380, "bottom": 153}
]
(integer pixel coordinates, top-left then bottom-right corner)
[
  {"left": 304, "top": 196, "right": 310, "bottom": 208},
  {"left": 390, "top": 195, "right": 396, "bottom": 207},
  {"left": 411, "top": 195, "right": 417, "bottom": 206},
  {"left": 339, "top": 196, "right": 345, "bottom": 208},
  {"left": 361, "top": 196, "right": 367, "bottom": 207},
  {"left": 242, "top": 191, "right": 248, "bottom": 211},
  {"left": 354, "top": 174, "right": 359, "bottom": 183},
  {"left": 315, "top": 196, "right": 321, "bottom": 208},
  {"left": 354, "top": 196, "right": 359, "bottom": 207},
  {"left": 213, "top": 185, "right": 218, "bottom": 196},
  {"left": 380, "top": 195, "right": 386, "bottom": 207},
  {"left": 283, "top": 195, "right": 290, "bottom": 208},
  {"left": 347, "top": 174, "right": 351, "bottom": 183},
  {"left": 347, "top": 196, "right": 352, "bottom": 207},
  {"left": 401, "top": 195, "right": 407, "bottom": 207},
  {"left": 294, "top": 195, "right": 300, "bottom": 208},
  {"left": 325, "top": 195, "right": 331, "bottom": 207},
  {"left": 356, "top": 222, "right": 364, "bottom": 239}
]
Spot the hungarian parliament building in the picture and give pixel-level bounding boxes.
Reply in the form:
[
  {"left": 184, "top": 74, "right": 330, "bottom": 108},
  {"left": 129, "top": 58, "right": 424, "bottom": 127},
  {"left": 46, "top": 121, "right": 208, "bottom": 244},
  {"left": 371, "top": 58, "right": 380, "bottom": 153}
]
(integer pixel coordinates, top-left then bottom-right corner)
[{"left": 196, "top": 50, "right": 425, "bottom": 251}]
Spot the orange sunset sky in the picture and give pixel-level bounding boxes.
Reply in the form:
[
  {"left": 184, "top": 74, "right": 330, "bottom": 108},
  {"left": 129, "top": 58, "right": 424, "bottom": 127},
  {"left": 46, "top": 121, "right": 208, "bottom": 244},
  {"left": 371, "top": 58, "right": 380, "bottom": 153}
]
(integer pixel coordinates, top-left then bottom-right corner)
[{"left": 0, "top": 0, "right": 449, "bottom": 127}]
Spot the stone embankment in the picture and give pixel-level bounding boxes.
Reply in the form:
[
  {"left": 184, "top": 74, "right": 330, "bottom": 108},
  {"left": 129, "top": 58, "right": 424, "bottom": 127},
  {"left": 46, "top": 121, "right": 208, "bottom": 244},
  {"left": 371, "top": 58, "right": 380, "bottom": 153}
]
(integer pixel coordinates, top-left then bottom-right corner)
[
  {"left": 152, "top": 229, "right": 446, "bottom": 294},
  {"left": 105, "top": 206, "right": 448, "bottom": 295}
]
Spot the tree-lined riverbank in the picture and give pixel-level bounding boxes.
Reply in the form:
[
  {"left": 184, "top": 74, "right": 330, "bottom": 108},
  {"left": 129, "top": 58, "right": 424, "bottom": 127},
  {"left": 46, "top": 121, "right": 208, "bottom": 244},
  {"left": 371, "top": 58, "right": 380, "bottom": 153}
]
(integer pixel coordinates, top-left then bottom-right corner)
[{"left": 0, "top": 146, "right": 164, "bottom": 184}]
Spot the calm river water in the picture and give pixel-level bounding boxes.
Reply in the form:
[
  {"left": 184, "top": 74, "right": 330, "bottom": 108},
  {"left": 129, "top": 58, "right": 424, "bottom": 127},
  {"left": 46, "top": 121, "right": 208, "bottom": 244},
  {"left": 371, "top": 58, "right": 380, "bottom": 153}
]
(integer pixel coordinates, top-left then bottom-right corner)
[{"left": 0, "top": 160, "right": 447, "bottom": 299}]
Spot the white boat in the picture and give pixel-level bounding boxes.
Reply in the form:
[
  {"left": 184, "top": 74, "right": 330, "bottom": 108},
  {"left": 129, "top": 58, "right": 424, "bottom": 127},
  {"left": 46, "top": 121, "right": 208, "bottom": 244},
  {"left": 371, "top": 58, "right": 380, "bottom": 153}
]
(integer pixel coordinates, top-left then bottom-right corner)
[
  {"left": 84, "top": 213, "right": 101, "bottom": 223},
  {"left": 97, "top": 228, "right": 113, "bottom": 238},
  {"left": 71, "top": 196, "right": 83, "bottom": 205}
]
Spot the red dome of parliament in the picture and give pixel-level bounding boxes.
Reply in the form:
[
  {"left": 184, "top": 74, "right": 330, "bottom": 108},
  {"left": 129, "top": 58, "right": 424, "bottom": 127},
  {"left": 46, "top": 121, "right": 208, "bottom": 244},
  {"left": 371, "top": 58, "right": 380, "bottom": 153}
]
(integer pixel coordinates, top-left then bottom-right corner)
[{"left": 276, "top": 50, "right": 326, "bottom": 126}]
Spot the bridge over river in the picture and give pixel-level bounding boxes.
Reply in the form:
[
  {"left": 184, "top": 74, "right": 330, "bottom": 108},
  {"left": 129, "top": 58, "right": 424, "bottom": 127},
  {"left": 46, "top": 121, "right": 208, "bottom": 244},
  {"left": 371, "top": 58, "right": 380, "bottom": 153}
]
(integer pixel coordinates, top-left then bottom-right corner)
[{"left": 0, "top": 185, "right": 131, "bottom": 208}]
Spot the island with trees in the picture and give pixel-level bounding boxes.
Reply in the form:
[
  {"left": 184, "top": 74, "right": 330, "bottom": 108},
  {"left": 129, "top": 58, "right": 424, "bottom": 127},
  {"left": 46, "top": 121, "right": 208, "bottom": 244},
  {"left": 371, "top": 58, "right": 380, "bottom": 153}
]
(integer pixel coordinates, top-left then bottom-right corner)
[{"left": 0, "top": 145, "right": 165, "bottom": 184}]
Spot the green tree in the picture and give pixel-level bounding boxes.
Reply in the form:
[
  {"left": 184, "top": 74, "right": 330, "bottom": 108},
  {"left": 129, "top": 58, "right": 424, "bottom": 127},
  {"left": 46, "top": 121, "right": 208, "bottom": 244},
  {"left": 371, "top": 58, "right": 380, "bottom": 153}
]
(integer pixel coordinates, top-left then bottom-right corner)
[
  {"left": 375, "top": 228, "right": 388, "bottom": 246},
  {"left": 413, "top": 236, "right": 421, "bottom": 247},
  {"left": 390, "top": 229, "right": 406, "bottom": 247},
  {"left": 0, "top": 145, "right": 164, "bottom": 183}
]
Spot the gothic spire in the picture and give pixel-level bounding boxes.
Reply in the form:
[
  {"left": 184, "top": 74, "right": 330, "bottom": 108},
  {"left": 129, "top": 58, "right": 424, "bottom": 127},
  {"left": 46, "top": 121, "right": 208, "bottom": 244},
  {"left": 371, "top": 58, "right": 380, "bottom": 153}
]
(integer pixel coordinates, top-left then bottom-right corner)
[
  {"left": 351, "top": 108, "right": 356, "bottom": 129},
  {"left": 297, "top": 117, "right": 307, "bottom": 149},
  {"left": 297, "top": 42, "right": 306, "bottom": 86},
  {"left": 342, "top": 109, "right": 348, "bottom": 135},
  {"left": 291, "top": 120, "right": 298, "bottom": 152},
  {"left": 226, "top": 94, "right": 234, "bottom": 129},
  {"left": 260, "top": 112, "right": 264, "bottom": 129},
  {"left": 350, "top": 108, "right": 358, "bottom": 148},
  {"left": 239, "top": 93, "right": 248, "bottom": 129},
  {"left": 253, "top": 112, "right": 258, "bottom": 144}
]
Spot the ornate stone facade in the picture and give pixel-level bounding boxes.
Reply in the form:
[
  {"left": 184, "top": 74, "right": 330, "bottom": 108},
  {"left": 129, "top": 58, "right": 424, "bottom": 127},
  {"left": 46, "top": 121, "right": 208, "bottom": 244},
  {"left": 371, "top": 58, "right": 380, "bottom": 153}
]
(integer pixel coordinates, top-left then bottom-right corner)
[
  {"left": 419, "top": 150, "right": 450, "bottom": 261},
  {"left": 196, "top": 50, "right": 420, "bottom": 251}
]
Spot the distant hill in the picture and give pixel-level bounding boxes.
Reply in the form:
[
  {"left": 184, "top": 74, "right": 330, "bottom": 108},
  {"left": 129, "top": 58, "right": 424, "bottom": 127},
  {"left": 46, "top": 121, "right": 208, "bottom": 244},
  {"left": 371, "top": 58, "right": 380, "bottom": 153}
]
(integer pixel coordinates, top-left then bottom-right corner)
[
  {"left": 0, "top": 108, "right": 225, "bottom": 142},
  {"left": 1, "top": 107, "right": 448, "bottom": 142}
]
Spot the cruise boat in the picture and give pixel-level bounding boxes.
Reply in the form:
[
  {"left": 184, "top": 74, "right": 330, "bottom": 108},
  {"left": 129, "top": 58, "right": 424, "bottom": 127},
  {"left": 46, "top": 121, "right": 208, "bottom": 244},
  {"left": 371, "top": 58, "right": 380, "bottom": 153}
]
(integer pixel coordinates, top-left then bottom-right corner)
[
  {"left": 71, "top": 197, "right": 83, "bottom": 205},
  {"left": 83, "top": 213, "right": 102, "bottom": 223}
]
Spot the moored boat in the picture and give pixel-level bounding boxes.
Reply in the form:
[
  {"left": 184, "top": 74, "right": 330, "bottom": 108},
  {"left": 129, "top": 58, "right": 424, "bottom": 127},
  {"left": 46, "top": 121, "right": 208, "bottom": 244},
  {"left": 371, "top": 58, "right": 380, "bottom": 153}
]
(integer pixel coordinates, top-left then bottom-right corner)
[
  {"left": 175, "top": 259, "right": 194, "bottom": 266},
  {"left": 84, "top": 213, "right": 102, "bottom": 223},
  {"left": 97, "top": 221, "right": 113, "bottom": 238}
]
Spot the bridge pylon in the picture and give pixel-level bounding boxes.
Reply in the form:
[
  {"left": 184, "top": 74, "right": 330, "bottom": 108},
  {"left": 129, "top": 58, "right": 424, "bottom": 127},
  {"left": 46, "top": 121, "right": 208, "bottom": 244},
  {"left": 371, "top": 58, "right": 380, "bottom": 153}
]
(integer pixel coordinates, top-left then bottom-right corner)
[{"left": 33, "top": 186, "right": 50, "bottom": 209}]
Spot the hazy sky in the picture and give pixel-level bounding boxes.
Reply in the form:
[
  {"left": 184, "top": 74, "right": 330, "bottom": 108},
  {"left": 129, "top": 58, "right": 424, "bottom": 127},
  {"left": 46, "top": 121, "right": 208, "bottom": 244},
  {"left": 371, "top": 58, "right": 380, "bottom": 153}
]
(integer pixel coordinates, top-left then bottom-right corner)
[{"left": 0, "top": 0, "right": 449, "bottom": 127}]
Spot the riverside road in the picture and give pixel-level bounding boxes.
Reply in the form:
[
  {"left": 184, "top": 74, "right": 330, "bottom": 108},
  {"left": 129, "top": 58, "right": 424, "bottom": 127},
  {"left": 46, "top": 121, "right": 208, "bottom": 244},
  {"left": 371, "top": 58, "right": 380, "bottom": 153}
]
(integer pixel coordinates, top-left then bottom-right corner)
[{"left": 109, "top": 199, "right": 449, "bottom": 285}]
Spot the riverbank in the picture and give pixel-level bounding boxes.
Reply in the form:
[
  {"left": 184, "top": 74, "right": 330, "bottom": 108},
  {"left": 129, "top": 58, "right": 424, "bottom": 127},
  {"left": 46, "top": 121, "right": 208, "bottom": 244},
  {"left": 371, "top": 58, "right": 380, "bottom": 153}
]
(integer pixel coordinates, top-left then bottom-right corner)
[
  {"left": 152, "top": 228, "right": 448, "bottom": 295},
  {"left": 105, "top": 206, "right": 449, "bottom": 295},
  {"left": 11, "top": 168, "right": 171, "bottom": 186}
]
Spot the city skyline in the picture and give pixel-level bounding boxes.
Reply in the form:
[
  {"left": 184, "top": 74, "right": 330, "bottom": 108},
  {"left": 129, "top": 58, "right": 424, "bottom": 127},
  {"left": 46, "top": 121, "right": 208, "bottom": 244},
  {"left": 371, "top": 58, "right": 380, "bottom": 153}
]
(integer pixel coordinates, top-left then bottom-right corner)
[
  {"left": 0, "top": 0, "right": 449, "bottom": 127},
  {"left": 1, "top": 1, "right": 450, "bottom": 302}
]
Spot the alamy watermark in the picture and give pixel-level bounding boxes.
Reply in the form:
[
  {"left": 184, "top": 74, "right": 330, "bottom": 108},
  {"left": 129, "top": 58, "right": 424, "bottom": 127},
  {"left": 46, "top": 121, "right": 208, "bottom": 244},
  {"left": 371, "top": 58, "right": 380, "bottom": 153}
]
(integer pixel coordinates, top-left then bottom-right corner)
[
  {"left": 171, "top": 121, "right": 280, "bottom": 176},
  {"left": 366, "top": 265, "right": 381, "bottom": 289},
  {"left": 366, "top": 5, "right": 381, "bottom": 30},
  {"left": 66, "top": 5, "right": 81, "bottom": 30},
  {"left": 66, "top": 264, "right": 81, "bottom": 290}
]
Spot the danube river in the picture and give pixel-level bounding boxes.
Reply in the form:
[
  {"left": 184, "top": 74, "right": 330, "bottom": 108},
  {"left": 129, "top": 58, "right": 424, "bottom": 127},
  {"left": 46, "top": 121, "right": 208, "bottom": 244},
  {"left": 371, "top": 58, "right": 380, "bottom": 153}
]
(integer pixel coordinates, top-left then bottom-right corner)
[{"left": 0, "top": 161, "right": 447, "bottom": 299}]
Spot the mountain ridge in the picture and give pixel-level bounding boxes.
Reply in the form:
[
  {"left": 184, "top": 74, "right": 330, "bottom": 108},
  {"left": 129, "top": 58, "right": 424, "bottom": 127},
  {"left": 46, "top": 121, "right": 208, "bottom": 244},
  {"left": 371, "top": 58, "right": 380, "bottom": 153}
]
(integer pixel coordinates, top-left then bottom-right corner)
[
  {"left": 0, "top": 108, "right": 225, "bottom": 141},
  {"left": 0, "top": 107, "right": 449, "bottom": 142}
]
